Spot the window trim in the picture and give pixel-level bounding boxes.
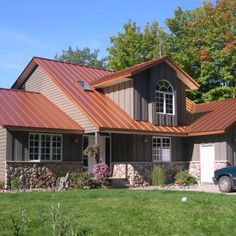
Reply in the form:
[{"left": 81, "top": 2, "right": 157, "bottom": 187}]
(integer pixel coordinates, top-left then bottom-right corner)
[
  {"left": 155, "top": 80, "right": 175, "bottom": 115},
  {"left": 28, "top": 133, "right": 63, "bottom": 162},
  {"left": 152, "top": 136, "right": 171, "bottom": 162}
]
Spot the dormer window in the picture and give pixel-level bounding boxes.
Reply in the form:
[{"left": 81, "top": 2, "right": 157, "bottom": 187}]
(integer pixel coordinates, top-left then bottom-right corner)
[
  {"left": 77, "top": 81, "right": 92, "bottom": 91},
  {"left": 156, "top": 80, "right": 174, "bottom": 115}
]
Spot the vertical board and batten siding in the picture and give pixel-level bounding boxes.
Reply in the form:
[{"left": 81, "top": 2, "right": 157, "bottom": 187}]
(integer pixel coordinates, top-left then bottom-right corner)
[
  {"left": 133, "top": 71, "right": 149, "bottom": 121},
  {"left": 186, "top": 134, "right": 228, "bottom": 162},
  {"left": 112, "top": 134, "right": 185, "bottom": 162},
  {"left": 24, "top": 66, "right": 96, "bottom": 133},
  {"left": 6, "top": 130, "right": 83, "bottom": 162},
  {"left": 133, "top": 62, "right": 187, "bottom": 126},
  {"left": 63, "top": 134, "right": 83, "bottom": 162},
  {"left": 226, "top": 125, "right": 236, "bottom": 165},
  {"left": 149, "top": 63, "right": 178, "bottom": 126},
  {"left": 6, "top": 131, "right": 28, "bottom": 161},
  {"left": 0, "top": 128, "right": 7, "bottom": 181},
  {"left": 102, "top": 80, "right": 134, "bottom": 118}
]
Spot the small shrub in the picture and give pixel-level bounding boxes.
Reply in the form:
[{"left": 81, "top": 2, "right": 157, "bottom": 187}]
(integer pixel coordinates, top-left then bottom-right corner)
[
  {"left": 77, "top": 173, "right": 100, "bottom": 189},
  {"left": 68, "top": 172, "right": 81, "bottom": 188},
  {"left": 151, "top": 166, "right": 166, "bottom": 186},
  {"left": 11, "top": 177, "right": 20, "bottom": 190},
  {"left": 174, "top": 170, "right": 197, "bottom": 185},
  {"left": 0, "top": 180, "right": 4, "bottom": 189}
]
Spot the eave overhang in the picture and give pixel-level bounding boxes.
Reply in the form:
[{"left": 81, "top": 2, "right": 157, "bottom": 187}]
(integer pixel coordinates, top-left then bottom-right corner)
[{"left": 91, "top": 56, "right": 199, "bottom": 90}]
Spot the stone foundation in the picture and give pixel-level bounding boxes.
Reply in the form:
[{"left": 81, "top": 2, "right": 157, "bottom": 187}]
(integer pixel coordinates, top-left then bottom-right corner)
[
  {"left": 113, "top": 161, "right": 231, "bottom": 186},
  {"left": 189, "top": 162, "right": 201, "bottom": 182},
  {"left": 5, "top": 162, "right": 83, "bottom": 189},
  {"left": 189, "top": 161, "right": 230, "bottom": 183},
  {"left": 112, "top": 162, "right": 189, "bottom": 186}
]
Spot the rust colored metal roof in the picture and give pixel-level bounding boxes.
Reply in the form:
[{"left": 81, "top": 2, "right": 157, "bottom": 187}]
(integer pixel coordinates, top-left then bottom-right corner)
[
  {"left": 35, "top": 57, "right": 112, "bottom": 84},
  {"left": 33, "top": 57, "right": 188, "bottom": 135},
  {"left": 0, "top": 88, "right": 83, "bottom": 132},
  {"left": 12, "top": 57, "right": 235, "bottom": 136},
  {"left": 91, "top": 56, "right": 199, "bottom": 90},
  {"left": 188, "top": 98, "right": 236, "bottom": 136}
]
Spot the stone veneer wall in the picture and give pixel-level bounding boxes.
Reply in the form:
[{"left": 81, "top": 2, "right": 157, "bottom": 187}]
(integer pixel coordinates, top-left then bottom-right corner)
[
  {"left": 112, "top": 162, "right": 189, "bottom": 186},
  {"left": 113, "top": 161, "right": 230, "bottom": 186},
  {"left": 189, "top": 161, "right": 229, "bottom": 182},
  {"left": 6, "top": 162, "right": 83, "bottom": 189}
]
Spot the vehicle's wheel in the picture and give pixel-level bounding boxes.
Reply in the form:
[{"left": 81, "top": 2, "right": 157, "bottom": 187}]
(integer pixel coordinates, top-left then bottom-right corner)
[{"left": 218, "top": 176, "right": 233, "bottom": 193}]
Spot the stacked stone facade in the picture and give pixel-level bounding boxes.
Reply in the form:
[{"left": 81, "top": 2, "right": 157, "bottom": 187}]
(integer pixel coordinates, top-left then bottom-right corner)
[
  {"left": 113, "top": 161, "right": 230, "bottom": 186},
  {"left": 189, "top": 161, "right": 229, "bottom": 182},
  {"left": 5, "top": 162, "right": 82, "bottom": 189},
  {"left": 112, "top": 162, "right": 189, "bottom": 186}
]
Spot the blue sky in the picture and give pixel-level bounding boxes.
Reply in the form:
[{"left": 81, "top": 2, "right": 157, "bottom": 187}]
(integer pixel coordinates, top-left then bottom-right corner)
[{"left": 0, "top": 0, "right": 203, "bottom": 88}]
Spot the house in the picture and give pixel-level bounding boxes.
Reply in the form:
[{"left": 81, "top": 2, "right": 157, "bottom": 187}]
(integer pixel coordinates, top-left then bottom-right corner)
[{"left": 0, "top": 56, "right": 235, "bottom": 188}]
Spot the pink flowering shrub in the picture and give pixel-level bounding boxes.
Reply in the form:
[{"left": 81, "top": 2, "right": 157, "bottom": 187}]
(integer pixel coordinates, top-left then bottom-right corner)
[{"left": 93, "top": 163, "right": 109, "bottom": 180}]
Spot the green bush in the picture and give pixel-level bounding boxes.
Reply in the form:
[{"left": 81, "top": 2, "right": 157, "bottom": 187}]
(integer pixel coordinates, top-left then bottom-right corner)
[
  {"left": 174, "top": 170, "right": 197, "bottom": 185},
  {"left": 11, "top": 177, "right": 20, "bottom": 190},
  {"left": 77, "top": 173, "right": 101, "bottom": 189},
  {"left": 151, "top": 166, "right": 166, "bottom": 186},
  {"left": 68, "top": 172, "right": 81, "bottom": 188},
  {"left": 0, "top": 180, "right": 4, "bottom": 189}
]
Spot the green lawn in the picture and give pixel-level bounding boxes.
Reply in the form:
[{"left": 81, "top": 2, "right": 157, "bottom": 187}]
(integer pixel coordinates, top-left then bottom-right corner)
[{"left": 0, "top": 189, "right": 235, "bottom": 235}]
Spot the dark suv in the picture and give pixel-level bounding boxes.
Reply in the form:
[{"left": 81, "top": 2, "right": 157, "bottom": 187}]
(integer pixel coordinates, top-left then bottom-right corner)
[{"left": 213, "top": 166, "right": 236, "bottom": 193}]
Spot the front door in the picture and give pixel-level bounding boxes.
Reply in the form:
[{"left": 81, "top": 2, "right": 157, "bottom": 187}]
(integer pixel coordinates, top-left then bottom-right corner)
[{"left": 200, "top": 144, "right": 215, "bottom": 183}]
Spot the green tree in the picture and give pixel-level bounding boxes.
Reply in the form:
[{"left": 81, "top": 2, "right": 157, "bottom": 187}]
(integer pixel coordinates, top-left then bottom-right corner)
[
  {"left": 107, "top": 20, "right": 167, "bottom": 71},
  {"left": 107, "top": 0, "right": 236, "bottom": 102},
  {"left": 166, "top": 0, "right": 236, "bottom": 102},
  {"left": 55, "top": 46, "right": 107, "bottom": 68},
  {"left": 107, "top": 21, "right": 144, "bottom": 71}
]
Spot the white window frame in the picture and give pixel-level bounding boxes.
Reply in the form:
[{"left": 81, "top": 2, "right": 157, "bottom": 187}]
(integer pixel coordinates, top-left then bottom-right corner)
[
  {"left": 152, "top": 137, "right": 171, "bottom": 162},
  {"left": 156, "top": 80, "right": 175, "bottom": 115},
  {"left": 28, "top": 133, "right": 63, "bottom": 161}
]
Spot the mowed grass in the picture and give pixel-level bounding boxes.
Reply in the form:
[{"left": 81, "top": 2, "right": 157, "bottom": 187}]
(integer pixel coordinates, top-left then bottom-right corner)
[{"left": 0, "top": 189, "right": 235, "bottom": 235}]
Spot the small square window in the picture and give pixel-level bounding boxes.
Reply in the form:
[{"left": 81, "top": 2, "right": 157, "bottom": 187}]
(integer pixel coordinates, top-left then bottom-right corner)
[{"left": 77, "top": 81, "right": 92, "bottom": 91}]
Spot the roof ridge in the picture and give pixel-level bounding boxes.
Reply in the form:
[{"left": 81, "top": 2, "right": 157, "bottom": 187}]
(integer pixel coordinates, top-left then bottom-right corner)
[
  {"left": 33, "top": 56, "right": 112, "bottom": 72},
  {"left": 0, "top": 88, "right": 41, "bottom": 94}
]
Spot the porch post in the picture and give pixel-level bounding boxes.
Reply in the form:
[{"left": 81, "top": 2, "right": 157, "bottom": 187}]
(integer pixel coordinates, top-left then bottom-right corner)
[{"left": 95, "top": 131, "right": 98, "bottom": 145}]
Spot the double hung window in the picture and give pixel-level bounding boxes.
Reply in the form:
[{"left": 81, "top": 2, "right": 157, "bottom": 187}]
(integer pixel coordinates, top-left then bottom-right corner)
[
  {"left": 152, "top": 137, "right": 171, "bottom": 162},
  {"left": 29, "top": 133, "right": 62, "bottom": 161}
]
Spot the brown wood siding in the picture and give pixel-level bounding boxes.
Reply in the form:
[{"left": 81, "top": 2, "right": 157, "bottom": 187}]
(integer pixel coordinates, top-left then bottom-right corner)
[
  {"left": 112, "top": 134, "right": 152, "bottom": 162},
  {"left": 186, "top": 134, "right": 228, "bottom": 162},
  {"left": 177, "top": 80, "right": 187, "bottom": 125},
  {"left": 24, "top": 67, "right": 96, "bottom": 133},
  {"left": 0, "top": 128, "right": 7, "bottom": 181},
  {"left": 112, "top": 134, "right": 184, "bottom": 162},
  {"left": 6, "top": 130, "right": 83, "bottom": 162},
  {"left": 226, "top": 125, "right": 236, "bottom": 165},
  {"left": 133, "top": 71, "right": 149, "bottom": 121},
  {"left": 133, "top": 62, "right": 187, "bottom": 126},
  {"left": 7, "top": 130, "right": 29, "bottom": 161},
  {"left": 150, "top": 63, "right": 178, "bottom": 126},
  {"left": 63, "top": 134, "right": 82, "bottom": 162},
  {"left": 102, "top": 80, "right": 134, "bottom": 118}
]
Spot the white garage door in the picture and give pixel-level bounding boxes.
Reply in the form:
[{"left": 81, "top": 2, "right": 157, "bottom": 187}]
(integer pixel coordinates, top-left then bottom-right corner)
[{"left": 200, "top": 144, "right": 215, "bottom": 183}]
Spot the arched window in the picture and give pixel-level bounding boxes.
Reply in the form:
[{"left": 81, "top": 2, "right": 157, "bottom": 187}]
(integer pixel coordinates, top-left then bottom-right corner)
[{"left": 156, "top": 80, "right": 174, "bottom": 115}]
